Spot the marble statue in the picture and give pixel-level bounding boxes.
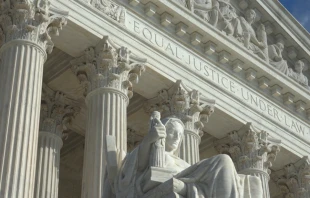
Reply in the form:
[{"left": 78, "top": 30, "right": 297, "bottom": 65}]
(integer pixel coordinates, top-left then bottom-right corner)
[
  {"left": 193, "top": 0, "right": 220, "bottom": 26},
  {"left": 114, "top": 113, "right": 263, "bottom": 197},
  {"left": 268, "top": 41, "right": 290, "bottom": 75},
  {"left": 216, "top": 0, "right": 242, "bottom": 37},
  {"left": 239, "top": 9, "right": 269, "bottom": 61},
  {"left": 289, "top": 60, "right": 309, "bottom": 88}
]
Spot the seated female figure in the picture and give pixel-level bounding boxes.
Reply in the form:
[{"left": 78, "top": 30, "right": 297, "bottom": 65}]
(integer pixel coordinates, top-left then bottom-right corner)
[
  {"left": 115, "top": 116, "right": 263, "bottom": 198},
  {"left": 268, "top": 42, "right": 289, "bottom": 75},
  {"left": 289, "top": 60, "right": 309, "bottom": 89}
]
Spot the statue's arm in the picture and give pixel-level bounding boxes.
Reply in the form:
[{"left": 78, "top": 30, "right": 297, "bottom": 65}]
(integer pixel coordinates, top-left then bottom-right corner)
[
  {"left": 249, "top": 31, "right": 263, "bottom": 47},
  {"left": 270, "top": 46, "right": 282, "bottom": 61},
  {"left": 137, "top": 118, "right": 166, "bottom": 171},
  {"left": 275, "top": 46, "right": 283, "bottom": 61}
]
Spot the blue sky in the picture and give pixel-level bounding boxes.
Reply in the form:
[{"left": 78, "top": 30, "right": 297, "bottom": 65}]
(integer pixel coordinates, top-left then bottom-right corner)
[{"left": 279, "top": 0, "right": 310, "bottom": 32}]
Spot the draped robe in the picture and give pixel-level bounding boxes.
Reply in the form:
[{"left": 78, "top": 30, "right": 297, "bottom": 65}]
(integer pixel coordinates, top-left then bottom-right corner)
[
  {"left": 268, "top": 44, "right": 289, "bottom": 75},
  {"left": 115, "top": 147, "right": 263, "bottom": 198}
]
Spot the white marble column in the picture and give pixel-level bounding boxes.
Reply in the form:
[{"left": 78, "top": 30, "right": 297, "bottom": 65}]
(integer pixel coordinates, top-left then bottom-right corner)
[
  {"left": 215, "top": 123, "right": 281, "bottom": 198},
  {"left": 145, "top": 80, "right": 215, "bottom": 165},
  {"left": 0, "top": 2, "right": 66, "bottom": 197},
  {"left": 180, "top": 130, "right": 201, "bottom": 164},
  {"left": 71, "top": 37, "right": 145, "bottom": 198},
  {"left": 34, "top": 91, "right": 79, "bottom": 198}
]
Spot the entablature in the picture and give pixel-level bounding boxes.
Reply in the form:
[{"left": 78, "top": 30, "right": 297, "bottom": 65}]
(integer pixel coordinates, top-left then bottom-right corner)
[
  {"left": 50, "top": 0, "right": 310, "bottom": 156},
  {"left": 112, "top": 0, "right": 310, "bottom": 121}
]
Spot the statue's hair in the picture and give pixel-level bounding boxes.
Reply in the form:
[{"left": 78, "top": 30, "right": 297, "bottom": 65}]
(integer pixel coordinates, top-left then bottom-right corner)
[
  {"left": 161, "top": 117, "right": 185, "bottom": 156},
  {"left": 165, "top": 120, "right": 184, "bottom": 133}
]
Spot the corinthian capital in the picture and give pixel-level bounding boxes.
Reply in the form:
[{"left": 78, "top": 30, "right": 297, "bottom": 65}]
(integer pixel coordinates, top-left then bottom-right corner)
[
  {"left": 145, "top": 80, "right": 215, "bottom": 135},
  {"left": 40, "top": 86, "right": 80, "bottom": 137},
  {"left": 215, "top": 123, "right": 281, "bottom": 174},
  {"left": 272, "top": 157, "right": 310, "bottom": 198},
  {"left": 0, "top": 0, "right": 67, "bottom": 52},
  {"left": 127, "top": 128, "right": 143, "bottom": 152},
  {"left": 71, "top": 36, "right": 146, "bottom": 98}
]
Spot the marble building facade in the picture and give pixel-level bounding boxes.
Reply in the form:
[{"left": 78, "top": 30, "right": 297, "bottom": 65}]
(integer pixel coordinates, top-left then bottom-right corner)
[{"left": 0, "top": 0, "right": 310, "bottom": 197}]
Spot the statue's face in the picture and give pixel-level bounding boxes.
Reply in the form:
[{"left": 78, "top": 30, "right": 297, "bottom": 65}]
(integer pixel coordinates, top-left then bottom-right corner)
[
  {"left": 295, "top": 61, "right": 304, "bottom": 73},
  {"left": 246, "top": 10, "right": 256, "bottom": 22},
  {"left": 165, "top": 122, "right": 184, "bottom": 152}
]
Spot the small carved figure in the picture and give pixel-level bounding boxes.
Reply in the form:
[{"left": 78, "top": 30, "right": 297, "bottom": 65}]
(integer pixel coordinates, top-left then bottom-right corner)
[
  {"left": 115, "top": 114, "right": 263, "bottom": 197},
  {"left": 268, "top": 41, "right": 290, "bottom": 75},
  {"left": 239, "top": 9, "right": 269, "bottom": 61},
  {"left": 289, "top": 60, "right": 309, "bottom": 88},
  {"left": 193, "top": 0, "right": 219, "bottom": 26},
  {"left": 89, "top": 0, "right": 126, "bottom": 24},
  {"left": 216, "top": 0, "right": 242, "bottom": 37}
]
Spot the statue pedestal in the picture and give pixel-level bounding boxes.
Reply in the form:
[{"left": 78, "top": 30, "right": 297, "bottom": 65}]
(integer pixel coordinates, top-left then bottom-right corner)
[{"left": 142, "top": 167, "right": 175, "bottom": 192}]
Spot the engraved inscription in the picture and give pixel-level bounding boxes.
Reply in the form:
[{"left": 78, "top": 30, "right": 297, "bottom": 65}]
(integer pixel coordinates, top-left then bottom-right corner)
[{"left": 126, "top": 15, "right": 310, "bottom": 139}]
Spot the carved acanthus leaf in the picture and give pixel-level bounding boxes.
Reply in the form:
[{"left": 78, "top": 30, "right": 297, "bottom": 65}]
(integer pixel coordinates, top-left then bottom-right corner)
[
  {"left": 144, "top": 80, "right": 215, "bottom": 135},
  {"left": 127, "top": 128, "right": 143, "bottom": 152},
  {"left": 215, "top": 122, "right": 281, "bottom": 174},
  {"left": 0, "top": 0, "right": 67, "bottom": 52},
  {"left": 272, "top": 157, "right": 310, "bottom": 198},
  {"left": 40, "top": 86, "right": 80, "bottom": 137},
  {"left": 71, "top": 36, "right": 146, "bottom": 98}
]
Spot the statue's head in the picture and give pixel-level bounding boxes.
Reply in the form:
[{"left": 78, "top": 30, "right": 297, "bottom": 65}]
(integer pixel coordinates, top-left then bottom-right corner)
[
  {"left": 161, "top": 117, "right": 184, "bottom": 155},
  {"left": 245, "top": 9, "right": 256, "bottom": 23},
  {"left": 276, "top": 42, "right": 284, "bottom": 51},
  {"left": 294, "top": 60, "right": 305, "bottom": 73}
]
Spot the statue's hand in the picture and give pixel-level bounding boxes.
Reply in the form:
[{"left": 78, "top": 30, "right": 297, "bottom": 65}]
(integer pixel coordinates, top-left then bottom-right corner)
[
  {"left": 173, "top": 178, "right": 187, "bottom": 196},
  {"left": 147, "top": 118, "right": 166, "bottom": 144}
]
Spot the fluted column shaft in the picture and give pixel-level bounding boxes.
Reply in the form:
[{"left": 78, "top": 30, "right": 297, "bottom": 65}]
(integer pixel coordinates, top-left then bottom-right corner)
[
  {"left": 81, "top": 88, "right": 128, "bottom": 198},
  {"left": 72, "top": 37, "right": 145, "bottom": 197},
  {"left": 180, "top": 130, "right": 201, "bottom": 165},
  {"left": 0, "top": 41, "right": 46, "bottom": 198},
  {"left": 34, "top": 90, "right": 78, "bottom": 198},
  {"left": 239, "top": 169, "right": 270, "bottom": 198},
  {"left": 34, "top": 132, "right": 63, "bottom": 198}
]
